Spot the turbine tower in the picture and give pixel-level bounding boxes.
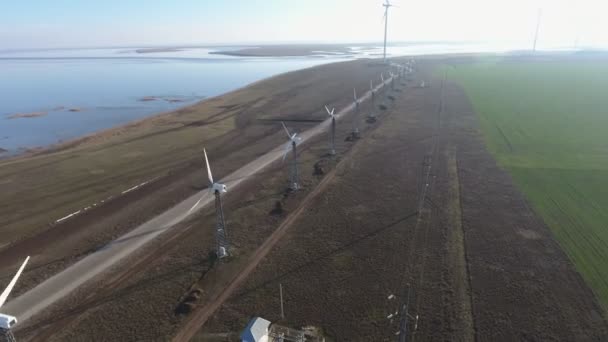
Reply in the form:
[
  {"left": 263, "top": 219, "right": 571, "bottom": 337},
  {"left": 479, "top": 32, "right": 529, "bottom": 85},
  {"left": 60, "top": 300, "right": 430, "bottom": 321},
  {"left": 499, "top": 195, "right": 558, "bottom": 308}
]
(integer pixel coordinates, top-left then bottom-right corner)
[
  {"left": 352, "top": 88, "right": 361, "bottom": 139},
  {"left": 382, "top": 0, "right": 394, "bottom": 63},
  {"left": 533, "top": 8, "right": 542, "bottom": 52},
  {"left": 325, "top": 105, "right": 337, "bottom": 155},
  {"left": 203, "top": 149, "right": 229, "bottom": 259},
  {"left": 0, "top": 256, "right": 30, "bottom": 342},
  {"left": 281, "top": 122, "right": 301, "bottom": 191}
]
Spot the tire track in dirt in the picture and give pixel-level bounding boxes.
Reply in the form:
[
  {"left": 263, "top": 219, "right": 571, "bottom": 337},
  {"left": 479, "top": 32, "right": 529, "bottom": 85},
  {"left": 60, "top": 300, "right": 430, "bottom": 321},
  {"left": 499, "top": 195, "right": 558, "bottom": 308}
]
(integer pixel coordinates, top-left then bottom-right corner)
[
  {"left": 408, "top": 73, "right": 444, "bottom": 341},
  {"left": 407, "top": 70, "right": 475, "bottom": 342}
]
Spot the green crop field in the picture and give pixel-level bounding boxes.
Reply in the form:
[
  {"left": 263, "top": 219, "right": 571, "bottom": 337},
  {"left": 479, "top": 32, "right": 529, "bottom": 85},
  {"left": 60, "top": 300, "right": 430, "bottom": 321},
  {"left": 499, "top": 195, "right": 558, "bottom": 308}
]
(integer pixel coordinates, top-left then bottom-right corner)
[{"left": 444, "top": 57, "right": 608, "bottom": 309}]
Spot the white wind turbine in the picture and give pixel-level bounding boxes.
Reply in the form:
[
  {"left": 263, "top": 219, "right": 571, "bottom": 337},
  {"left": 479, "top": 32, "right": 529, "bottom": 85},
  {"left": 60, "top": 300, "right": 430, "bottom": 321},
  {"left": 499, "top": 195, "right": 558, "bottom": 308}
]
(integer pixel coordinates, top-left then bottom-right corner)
[
  {"left": 382, "top": 0, "right": 395, "bottom": 63},
  {"left": 281, "top": 122, "right": 302, "bottom": 191},
  {"left": 203, "top": 149, "right": 229, "bottom": 259},
  {"left": 0, "top": 256, "right": 30, "bottom": 339},
  {"left": 325, "top": 105, "right": 337, "bottom": 156}
]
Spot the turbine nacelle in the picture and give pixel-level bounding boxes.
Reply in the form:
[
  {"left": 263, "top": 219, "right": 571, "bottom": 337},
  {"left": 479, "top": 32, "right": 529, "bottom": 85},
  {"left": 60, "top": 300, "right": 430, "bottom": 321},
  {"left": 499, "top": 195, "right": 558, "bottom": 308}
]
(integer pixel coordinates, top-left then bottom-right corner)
[
  {"left": 212, "top": 182, "right": 227, "bottom": 194},
  {"left": 0, "top": 314, "right": 17, "bottom": 330}
]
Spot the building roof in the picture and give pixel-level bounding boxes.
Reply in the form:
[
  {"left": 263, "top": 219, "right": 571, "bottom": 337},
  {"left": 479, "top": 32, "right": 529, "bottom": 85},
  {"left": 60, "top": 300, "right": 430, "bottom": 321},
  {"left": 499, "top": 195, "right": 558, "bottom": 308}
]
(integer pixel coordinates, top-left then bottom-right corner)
[{"left": 240, "top": 317, "right": 271, "bottom": 342}]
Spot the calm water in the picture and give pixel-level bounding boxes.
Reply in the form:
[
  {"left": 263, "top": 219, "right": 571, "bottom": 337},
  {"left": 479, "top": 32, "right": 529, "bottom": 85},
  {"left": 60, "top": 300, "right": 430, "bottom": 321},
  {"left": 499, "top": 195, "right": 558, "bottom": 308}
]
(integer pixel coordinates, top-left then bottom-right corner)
[
  {"left": 0, "top": 48, "right": 351, "bottom": 155},
  {"left": 0, "top": 43, "right": 537, "bottom": 156}
]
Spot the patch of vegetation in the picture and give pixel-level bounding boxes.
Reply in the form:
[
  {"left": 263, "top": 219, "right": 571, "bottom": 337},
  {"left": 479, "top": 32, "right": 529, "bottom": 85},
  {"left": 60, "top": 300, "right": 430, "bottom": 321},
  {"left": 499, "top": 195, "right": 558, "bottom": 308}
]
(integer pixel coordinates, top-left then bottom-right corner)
[{"left": 445, "top": 59, "right": 608, "bottom": 309}]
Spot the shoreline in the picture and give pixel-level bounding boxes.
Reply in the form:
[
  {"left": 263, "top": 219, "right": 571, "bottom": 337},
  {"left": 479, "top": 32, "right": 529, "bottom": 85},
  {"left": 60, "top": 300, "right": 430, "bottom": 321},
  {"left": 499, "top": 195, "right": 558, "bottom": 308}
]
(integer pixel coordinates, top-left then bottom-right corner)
[{"left": 0, "top": 58, "right": 351, "bottom": 164}]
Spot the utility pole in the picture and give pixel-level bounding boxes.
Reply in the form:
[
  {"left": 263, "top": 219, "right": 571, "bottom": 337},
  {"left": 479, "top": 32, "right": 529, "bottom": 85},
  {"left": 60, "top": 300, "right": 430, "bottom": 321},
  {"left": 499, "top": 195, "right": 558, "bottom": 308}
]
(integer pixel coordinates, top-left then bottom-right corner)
[
  {"left": 280, "top": 283, "right": 285, "bottom": 320},
  {"left": 383, "top": 1, "right": 393, "bottom": 63}
]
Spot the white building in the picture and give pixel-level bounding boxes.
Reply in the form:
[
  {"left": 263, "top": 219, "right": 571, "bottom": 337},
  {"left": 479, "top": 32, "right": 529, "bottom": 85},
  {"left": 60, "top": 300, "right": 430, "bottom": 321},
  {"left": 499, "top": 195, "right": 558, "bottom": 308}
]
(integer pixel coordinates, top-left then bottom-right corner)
[{"left": 240, "top": 317, "right": 271, "bottom": 342}]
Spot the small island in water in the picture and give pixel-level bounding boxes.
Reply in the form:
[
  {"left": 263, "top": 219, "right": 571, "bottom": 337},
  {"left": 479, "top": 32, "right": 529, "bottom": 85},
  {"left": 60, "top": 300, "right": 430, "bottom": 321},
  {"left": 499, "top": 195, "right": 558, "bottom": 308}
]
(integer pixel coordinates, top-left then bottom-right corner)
[{"left": 6, "top": 111, "right": 48, "bottom": 119}]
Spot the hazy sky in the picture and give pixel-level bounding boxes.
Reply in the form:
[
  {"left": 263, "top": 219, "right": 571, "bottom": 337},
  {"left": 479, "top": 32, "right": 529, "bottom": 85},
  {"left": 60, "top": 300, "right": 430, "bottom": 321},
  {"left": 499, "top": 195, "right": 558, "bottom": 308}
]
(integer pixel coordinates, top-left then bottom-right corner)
[{"left": 1, "top": 0, "right": 606, "bottom": 49}]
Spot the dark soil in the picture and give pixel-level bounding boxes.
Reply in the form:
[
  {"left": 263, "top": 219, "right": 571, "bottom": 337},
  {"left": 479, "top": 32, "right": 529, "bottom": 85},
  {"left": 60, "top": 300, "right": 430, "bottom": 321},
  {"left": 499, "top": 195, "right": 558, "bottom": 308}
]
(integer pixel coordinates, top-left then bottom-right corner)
[
  {"left": 9, "top": 56, "right": 608, "bottom": 341},
  {"left": 197, "top": 58, "right": 608, "bottom": 341}
]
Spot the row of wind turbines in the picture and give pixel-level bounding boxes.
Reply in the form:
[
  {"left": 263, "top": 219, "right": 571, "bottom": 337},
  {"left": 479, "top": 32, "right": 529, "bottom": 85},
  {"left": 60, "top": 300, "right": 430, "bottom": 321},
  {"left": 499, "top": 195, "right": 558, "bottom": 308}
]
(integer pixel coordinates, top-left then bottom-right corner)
[{"left": 206, "top": 61, "right": 415, "bottom": 261}]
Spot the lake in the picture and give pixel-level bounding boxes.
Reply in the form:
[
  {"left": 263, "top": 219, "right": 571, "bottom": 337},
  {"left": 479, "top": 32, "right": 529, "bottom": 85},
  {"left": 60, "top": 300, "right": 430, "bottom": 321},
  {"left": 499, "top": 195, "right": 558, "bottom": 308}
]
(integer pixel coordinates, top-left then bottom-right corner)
[{"left": 0, "top": 48, "right": 352, "bottom": 156}]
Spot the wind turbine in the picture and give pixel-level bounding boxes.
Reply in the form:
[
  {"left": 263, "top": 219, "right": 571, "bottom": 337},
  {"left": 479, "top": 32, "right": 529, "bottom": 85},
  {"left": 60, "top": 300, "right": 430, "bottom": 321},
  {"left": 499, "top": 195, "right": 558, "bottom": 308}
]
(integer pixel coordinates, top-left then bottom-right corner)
[
  {"left": 0, "top": 256, "right": 30, "bottom": 340},
  {"left": 325, "top": 105, "right": 337, "bottom": 156},
  {"left": 352, "top": 88, "right": 361, "bottom": 139},
  {"left": 382, "top": 0, "right": 395, "bottom": 63},
  {"left": 390, "top": 71, "right": 396, "bottom": 90},
  {"left": 203, "top": 149, "right": 229, "bottom": 259},
  {"left": 281, "top": 122, "right": 301, "bottom": 191},
  {"left": 533, "top": 8, "right": 542, "bottom": 52}
]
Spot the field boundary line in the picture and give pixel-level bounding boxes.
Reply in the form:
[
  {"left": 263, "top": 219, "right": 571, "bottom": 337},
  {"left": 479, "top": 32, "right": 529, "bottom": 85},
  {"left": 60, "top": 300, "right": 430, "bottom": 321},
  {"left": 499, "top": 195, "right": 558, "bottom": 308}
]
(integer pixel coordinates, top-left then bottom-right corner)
[{"left": 447, "top": 149, "right": 475, "bottom": 342}]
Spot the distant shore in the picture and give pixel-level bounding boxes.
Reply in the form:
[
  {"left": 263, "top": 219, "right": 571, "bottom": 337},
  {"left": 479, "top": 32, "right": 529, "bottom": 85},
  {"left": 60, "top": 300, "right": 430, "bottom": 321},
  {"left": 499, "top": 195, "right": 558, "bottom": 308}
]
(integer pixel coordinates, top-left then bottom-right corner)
[{"left": 210, "top": 44, "right": 354, "bottom": 57}]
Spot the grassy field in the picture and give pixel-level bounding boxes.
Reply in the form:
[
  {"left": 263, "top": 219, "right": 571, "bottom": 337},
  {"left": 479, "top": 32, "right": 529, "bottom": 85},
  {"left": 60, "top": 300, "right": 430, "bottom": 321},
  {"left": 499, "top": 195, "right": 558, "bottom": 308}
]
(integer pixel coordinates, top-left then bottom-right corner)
[{"left": 445, "top": 56, "right": 608, "bottom": 309}]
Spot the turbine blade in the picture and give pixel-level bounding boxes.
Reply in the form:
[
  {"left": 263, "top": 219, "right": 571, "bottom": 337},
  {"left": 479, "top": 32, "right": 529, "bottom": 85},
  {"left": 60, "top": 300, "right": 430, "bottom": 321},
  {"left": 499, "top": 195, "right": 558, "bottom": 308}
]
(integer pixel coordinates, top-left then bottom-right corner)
[
  {"left": 203, "top": 148, "right": 214, "bottom": 184},
  {"left": 370, "top": 79, "right": 373, "bottom": 90},
  {"left": 0, "top": 256, "right": 30, "bottom": 308},
  {"left": 281, "top": 121, "right": 291, "bottom": 138},
  {"left": 353, "top": 88, "right": 357, "bottom": 101},
  {"left": 325, "top": 105, "right": 333, "bottom": 116},
  {"left": 187, "top": 195, "right": 204, "bottom": 214}
]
